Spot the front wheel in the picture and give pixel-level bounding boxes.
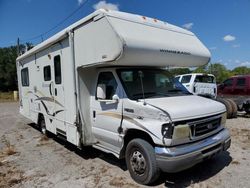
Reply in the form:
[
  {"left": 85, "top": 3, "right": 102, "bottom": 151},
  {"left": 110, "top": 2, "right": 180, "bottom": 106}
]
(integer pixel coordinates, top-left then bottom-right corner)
[{"left": 125, "top": 139, "right": 160, "bottom": 185}]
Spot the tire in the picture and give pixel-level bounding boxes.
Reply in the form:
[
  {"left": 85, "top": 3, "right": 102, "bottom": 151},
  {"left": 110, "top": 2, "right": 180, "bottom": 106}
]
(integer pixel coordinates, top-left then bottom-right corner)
[
  {"left": 217, "top": 98, "right": 233, "bottom": 118},
  {"left": 226, "top": 99, "right": 238, "bottom": 118},
  {"left": 125, "top": 139, "right": 160, "bottom": 185},
  {"left": 39, "top": 116, "right": 47, "bottom": 135},
  {"left": 243, "top": 100, "right": 250, "bottom": 114}
]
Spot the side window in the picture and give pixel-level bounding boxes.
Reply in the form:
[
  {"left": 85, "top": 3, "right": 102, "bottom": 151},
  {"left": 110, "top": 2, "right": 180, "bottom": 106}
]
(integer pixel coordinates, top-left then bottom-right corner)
[
  {"left": 43, "top": 66, "right": 51, "bottom": 81},
  {"left": 181, "top": 75, "right": 191, "bottom": 83},
  {"left": 54, "top": 55, "right": 61, "bottom": 84},
  {"left": 236, "top": 78, "right": 246, "bottom": 86},
  {"left": 96, "top": 72, "right": 118, "bottom": 100},
  {"left": 224, "top": 79, "right": 233, "bottom": 87},
  {"left": 21, "top": 68, "right": 29, "bottom": 86}
]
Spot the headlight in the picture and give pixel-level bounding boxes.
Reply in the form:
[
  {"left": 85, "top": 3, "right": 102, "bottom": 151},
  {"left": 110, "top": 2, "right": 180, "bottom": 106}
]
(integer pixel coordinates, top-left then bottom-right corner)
[
  {"left": 172, "top": 124, "right": 190, "bottom": 139},
  {"left": 161, "top": 123, "right": 174, "bottom": 139},
  {"left": 221, "top": 112, "right": 227, "bottom": 127}
]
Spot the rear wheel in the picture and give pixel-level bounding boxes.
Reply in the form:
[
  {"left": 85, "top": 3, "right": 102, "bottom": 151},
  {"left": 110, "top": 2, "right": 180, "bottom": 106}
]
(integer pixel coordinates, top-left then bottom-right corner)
[
  {"left": 243, "top": 100, "right": 250, "bottom": 114},
  {"left": 217, "top": 98, "right": 233, "bottom": 118},
  {"left": 226, "top": 99, "right": 238, "bottom": 118},
  {"left": 125, "top": 139, "right": 160, "bottom": 185},
  {"left": 39, "top": 116, "right": 47, "bottom": 135}
]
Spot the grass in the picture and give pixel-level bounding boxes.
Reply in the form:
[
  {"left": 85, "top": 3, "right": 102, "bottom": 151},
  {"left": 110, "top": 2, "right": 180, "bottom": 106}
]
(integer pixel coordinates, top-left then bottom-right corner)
[
  {"left": 0, "top": 92, "right": 15, "bottom": 102},
  {"left": 4, "top": 140, "right": 17, "bottom": 156}
]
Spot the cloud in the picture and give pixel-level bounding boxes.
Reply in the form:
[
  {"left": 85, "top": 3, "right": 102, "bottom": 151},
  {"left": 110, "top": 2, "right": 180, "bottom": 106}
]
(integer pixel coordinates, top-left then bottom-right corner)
[
  {"left": 77, "top": 0, "right": 83, "bottom": 5},
  {"left": 223, "top": 35, "right": 236, "bottom": 42},
  {"left": 240, "top": 61, "right": 250, "bottom": 67},
  {"left": 209, "top": 47, "right": 217, "bottom": 50},
  {"left": 182, "top": 22, "right": 193, "bottom": 30},
  {"left": 235, "top": 59, "right": 240, "bottom": 64},
  {"left": 232, "top": 44, "right": 240, "bottom": 48},
  {"left": 93, "top": 1, "right": 119, "bottom": 11},
  {"left": 233, "top": 59, "right": 250, "bottom": 67}
]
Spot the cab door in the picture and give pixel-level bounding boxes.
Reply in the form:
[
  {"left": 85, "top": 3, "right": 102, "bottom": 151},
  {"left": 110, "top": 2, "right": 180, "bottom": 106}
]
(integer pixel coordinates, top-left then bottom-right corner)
[
  {"left": 219, "top": 78, "right": 234, "bottom": 96},
  {"left": 90, "top": 71, "right": 123, "bottom": 152}
]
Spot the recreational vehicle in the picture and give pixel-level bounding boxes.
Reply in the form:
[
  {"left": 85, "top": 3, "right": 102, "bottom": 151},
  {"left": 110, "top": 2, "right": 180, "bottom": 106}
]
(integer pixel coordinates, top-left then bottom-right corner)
[{"left": 17, "top": 9, "right": 231, "bottom": 184}]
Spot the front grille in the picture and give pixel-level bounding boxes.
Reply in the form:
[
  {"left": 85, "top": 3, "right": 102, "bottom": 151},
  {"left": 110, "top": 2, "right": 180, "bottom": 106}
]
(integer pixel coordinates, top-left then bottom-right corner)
[{"left": 190, "top": 116, "right": 221, "bottom": 138}]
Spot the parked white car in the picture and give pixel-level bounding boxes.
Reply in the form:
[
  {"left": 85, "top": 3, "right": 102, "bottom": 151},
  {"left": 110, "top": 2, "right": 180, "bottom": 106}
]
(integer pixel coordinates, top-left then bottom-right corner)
[{"left": 175, "top": 73, "right": 217, "bottom": 98}]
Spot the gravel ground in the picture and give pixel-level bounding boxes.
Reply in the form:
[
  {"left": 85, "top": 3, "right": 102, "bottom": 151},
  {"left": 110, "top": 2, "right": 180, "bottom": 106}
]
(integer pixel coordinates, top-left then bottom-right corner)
[{"left": 0, "top": 102, "right": 249, "bottom": 188}]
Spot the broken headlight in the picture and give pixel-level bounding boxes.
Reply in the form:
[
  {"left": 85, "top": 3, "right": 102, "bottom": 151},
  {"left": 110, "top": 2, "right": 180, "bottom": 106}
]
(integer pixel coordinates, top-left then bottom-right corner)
[{"left": 161, "top": 123, "right": 174, "bottom": 139}]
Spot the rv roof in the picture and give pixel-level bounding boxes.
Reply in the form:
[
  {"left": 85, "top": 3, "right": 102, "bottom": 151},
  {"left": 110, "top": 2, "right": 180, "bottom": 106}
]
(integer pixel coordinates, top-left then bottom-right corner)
[{"left": 17, "top": 9, "right": 193, "bottom": 61}]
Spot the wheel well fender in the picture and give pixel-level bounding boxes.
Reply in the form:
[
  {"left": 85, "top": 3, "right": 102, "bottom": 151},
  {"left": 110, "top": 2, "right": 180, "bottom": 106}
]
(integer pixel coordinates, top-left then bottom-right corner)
[
  {"left": 119, "top": 129, "right": 155, "bottom": 159},
  {"left": 37, "top": 113, "right": 44, "bottom": 125}
]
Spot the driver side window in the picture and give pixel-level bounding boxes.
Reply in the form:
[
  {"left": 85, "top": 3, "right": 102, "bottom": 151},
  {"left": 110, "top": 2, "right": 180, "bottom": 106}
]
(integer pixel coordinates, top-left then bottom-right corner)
[
  {"left": 96, "top": 72, "right": 118, "bottom": 100},
  {"left": 224, "top": 79, "right": 233, "bottom": 87}
]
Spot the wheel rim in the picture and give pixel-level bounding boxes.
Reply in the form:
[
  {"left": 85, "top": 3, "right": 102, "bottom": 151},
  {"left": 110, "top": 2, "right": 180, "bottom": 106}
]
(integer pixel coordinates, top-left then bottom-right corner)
[{"left": 130, "top": 150, "right": 146, "bottom": 176}]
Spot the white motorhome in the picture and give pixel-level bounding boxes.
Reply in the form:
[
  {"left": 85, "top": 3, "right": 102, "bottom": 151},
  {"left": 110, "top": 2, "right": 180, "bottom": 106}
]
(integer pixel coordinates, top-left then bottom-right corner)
[
  {"left": 17, "top": 9, "right": 231, "bottom": 184},
  {"left": 175, "top": 73, "right": 217, "bottom": 98}
]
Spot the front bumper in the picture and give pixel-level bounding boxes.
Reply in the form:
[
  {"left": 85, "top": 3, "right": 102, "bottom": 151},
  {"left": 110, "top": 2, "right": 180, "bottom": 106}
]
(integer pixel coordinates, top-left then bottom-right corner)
[{"left": 155, "top": 128, "right": 231, "bottom": 173}]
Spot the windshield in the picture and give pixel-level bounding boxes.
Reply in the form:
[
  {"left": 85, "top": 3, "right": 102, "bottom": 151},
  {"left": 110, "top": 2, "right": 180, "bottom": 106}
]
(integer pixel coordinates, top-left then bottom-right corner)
[{"left": 117, "top": 68, "right": 191, "bottom": 100}]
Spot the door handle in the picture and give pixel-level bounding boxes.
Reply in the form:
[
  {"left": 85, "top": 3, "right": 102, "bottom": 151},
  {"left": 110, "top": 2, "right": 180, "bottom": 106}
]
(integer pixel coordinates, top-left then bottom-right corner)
[
  {"left": 55, "top": 88, "right": 57, "bottom": 96},
  {"left": 49, "top": 82, "right": 52, "bottom": 96},
  {"left": 93, "top": 110, "right": 96, "bottom": 118}
]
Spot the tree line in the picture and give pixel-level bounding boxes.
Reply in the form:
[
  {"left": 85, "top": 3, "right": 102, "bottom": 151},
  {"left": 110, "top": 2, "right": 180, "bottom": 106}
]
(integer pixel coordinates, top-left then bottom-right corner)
[
  {"left": 0, "top": 45, "right": 250, "bottom": 91},
  {"left": 169, "top": 63, "right": 250, "bottom": 83},
  {"left": 0, "top": 44, "right": 33, "bottom": 92}
]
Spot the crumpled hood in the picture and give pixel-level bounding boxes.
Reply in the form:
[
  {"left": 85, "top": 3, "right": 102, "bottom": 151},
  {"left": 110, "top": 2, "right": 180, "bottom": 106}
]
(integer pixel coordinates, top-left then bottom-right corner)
[{"left": 145, "top": 95, "right": 225, "bottom": 121}]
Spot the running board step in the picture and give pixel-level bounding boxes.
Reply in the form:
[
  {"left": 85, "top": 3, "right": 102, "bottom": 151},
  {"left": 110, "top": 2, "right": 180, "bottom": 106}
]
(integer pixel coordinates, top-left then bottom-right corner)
[{"left": 56, "top": 128, "right": 67, "bottom": 140}]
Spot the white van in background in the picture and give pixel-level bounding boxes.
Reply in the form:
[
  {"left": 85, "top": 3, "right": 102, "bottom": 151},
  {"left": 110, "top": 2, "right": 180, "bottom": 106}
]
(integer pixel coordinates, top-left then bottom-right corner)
[{"left": 176, "top": 73, "right": 217, "bottom": 98}]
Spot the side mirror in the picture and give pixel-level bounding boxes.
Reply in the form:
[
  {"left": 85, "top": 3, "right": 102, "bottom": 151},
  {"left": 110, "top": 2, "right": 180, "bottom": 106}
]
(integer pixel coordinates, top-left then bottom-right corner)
[
  {"left": 97, "top": 84, "right": 106, "bottom": 100},
  {"left": 112, "top": 94, "right": 119, "bottom": 103}
]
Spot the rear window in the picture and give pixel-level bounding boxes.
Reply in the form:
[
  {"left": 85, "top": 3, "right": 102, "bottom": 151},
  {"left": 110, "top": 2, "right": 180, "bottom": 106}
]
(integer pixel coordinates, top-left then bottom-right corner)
[
  {"left": 224, "top": 79, "right": 233, "bottom": 87},
  {"left": 194, "top": 75, "right": 215, "bottom": 83},
  {"left": 181, "top": 75, "right": 191, "bottom": 83}
]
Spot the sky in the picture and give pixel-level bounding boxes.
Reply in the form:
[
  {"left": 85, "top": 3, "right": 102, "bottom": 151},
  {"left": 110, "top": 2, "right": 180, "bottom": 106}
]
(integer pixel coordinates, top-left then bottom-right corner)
[{"left": 0, "top": 0, "right": 249, "bottom": 69}]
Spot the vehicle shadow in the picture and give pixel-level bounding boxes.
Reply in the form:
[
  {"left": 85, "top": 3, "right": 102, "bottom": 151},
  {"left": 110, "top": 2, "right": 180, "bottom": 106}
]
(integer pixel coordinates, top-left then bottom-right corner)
[
  {"left": 28, "top": 123, "right": 127, "bottom": 170},
  {"left": 156, "top": 151, "right": 232, "bottom": 187},
  {"left": 27, "top": 122, "right": 232, "bottom": 186}
]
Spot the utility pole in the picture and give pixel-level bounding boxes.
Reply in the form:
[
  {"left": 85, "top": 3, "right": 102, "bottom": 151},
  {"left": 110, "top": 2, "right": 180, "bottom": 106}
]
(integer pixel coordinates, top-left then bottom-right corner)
[{"left": 17, "top": 37, "right": 20, "bottom": 56}]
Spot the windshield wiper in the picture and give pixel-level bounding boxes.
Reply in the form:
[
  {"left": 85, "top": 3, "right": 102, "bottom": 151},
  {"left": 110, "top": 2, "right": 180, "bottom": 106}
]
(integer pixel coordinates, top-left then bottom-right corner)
[
  {"left": 133, "top": 92, "right": 155, "bottom": 97},
  {"left": 133, "top": 92, "right": 169, "bottom": 99},
  {"left": 167, "top": 89, "right": 192, "bottom": 95},
  {"left": 167, "top": 89, "right": 183, "bottom": 92}
]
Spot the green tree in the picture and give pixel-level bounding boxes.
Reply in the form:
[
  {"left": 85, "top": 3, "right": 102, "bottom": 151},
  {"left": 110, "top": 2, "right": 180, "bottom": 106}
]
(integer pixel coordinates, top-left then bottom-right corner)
[
  {"left": 193, "top": 64, "right": 208, "bottom": 74},
  {"left": 0, "top": 46, "right": 18, "bottom": 91},
  {"left": 208, "top": 63, "right": 232, "bottom": 83},
  {"left": 169, "top": 68, "right": 191, "bottom": 76},
  {"left": 231, "top": 66, "right": 250, "bottom": 75}
]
